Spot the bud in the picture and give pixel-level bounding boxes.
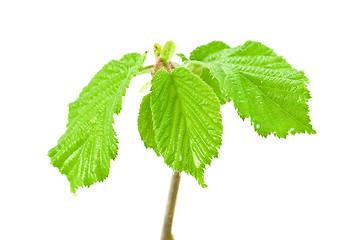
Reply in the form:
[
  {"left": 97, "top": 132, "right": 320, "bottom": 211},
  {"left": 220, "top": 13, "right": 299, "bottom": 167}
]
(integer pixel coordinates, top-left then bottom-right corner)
[
  {"left": 160, "top": 40, "right": 176, "bottom": 63},
  {"left": 153, "top": 43, "right": 162, "bottom": 58}
]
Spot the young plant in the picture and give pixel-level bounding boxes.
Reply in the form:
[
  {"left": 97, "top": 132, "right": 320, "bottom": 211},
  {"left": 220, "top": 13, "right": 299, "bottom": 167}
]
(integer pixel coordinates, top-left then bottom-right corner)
[{"left": 48, "top": 40, "right": 315, "bottom": 240}]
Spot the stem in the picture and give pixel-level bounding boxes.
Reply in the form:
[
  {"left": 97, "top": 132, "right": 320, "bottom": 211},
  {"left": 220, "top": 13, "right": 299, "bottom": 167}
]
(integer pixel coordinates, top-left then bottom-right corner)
[
  {"left": 136, "top": 65, "right": 153, "bottom": 76},
  {"left": 161, "top": 171, "right": 181, "bottom": 240}
]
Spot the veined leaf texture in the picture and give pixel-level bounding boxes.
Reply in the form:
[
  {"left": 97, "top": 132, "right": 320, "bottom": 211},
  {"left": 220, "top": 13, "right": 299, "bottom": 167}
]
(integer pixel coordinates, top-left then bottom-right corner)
[
  {"left": 190, "top": 41, "right": 315, "bottom": 138},
  {"left": 150, "top": 68, "right": 223, "bottom": 187},
  {"left": 49, "top": 41, "right": 315, "bottom": 192},
  {"left": 48, "top": 53, "right": 146, "bottom": 193}
]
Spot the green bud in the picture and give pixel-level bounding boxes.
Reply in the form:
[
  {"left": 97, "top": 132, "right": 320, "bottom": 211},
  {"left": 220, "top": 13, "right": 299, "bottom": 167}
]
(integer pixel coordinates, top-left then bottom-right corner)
[
  {"left": 153, "top": 43, "right": 162, "bottom": 58},
  {"left": 160, "top": 40, "right": 176, "bottom": 63}
]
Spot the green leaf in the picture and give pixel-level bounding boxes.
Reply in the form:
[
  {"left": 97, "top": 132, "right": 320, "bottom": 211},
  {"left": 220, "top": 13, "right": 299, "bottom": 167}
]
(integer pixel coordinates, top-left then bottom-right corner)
[
  {"left": 190, "top": 41, "right": 230, "bottom": 62},
  {"left": 198, "top": 68, "right": 228, "bottom": 105},
  {"left": 138, "top": 93, "right": 160, "bottom": 156},
  {"left": 150, "top": 67, "right": 223, "bottom": 187},
  {"left": 202, "top": 41, "right": 315, "bottom": 138},
  {"left": 176, "top": 53, "right": 189, "bottom": 64},
  {"left": 48, "top": 52, "right": 147, "bottom": 193}
]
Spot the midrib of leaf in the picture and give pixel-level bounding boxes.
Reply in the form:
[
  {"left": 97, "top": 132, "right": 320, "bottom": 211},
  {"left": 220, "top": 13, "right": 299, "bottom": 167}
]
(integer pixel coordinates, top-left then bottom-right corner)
[
  {"left": 174, "top": 78, "right": 222, "bottom": 155},
  {"left": 150, "top": 68, "right": 222, "bottom": 186},
  {"left": 64, "top": 61, "right": 137, "bottom": 162},
  {"left": 176, "top": 88, "right": 219, "bottom": 148},
  {"left": 79, "top": 62, "right": 138, "bottom": 182}
]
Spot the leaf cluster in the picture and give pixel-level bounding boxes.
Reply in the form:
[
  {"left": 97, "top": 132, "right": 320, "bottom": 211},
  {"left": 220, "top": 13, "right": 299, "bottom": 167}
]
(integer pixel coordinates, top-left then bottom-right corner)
[{"left": 48, "top": 41, "right": 315, "bottom": 192}]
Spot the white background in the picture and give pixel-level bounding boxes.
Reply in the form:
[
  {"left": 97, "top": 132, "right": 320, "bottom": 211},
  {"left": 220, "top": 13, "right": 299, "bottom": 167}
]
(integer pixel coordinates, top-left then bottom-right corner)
[{"left": 1, "top": 0, "right": 359, "bottom": 239}]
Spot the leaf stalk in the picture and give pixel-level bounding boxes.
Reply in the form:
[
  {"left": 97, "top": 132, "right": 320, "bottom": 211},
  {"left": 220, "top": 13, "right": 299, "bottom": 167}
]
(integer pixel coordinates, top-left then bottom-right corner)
[{"left": 137, "top": 65, "right": 154, "bottom": 76}]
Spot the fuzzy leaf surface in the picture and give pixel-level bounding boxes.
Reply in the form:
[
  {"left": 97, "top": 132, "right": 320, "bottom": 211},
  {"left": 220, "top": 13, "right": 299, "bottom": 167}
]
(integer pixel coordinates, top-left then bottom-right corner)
[
  {"left": 189, "top": 41, "right": 230, "bottom": 62},
  {"left": 48, "top": 52, "right": 146, "bottom": 193},
  {"left": 193, "top": 41, "right": 315, "bottom": 138},
  {"left": 198, "top": 67, "right": 228, "bottom": 105},
  {"left": 150, "top": 68, "right": 223, "bottom": 186}
]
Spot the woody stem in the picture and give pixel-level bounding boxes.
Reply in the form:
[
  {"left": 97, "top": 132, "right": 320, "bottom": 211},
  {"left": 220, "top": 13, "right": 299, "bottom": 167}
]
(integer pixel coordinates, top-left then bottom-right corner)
[{"left": 160, "top": 171, "right": 181, "bottom": 240}]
